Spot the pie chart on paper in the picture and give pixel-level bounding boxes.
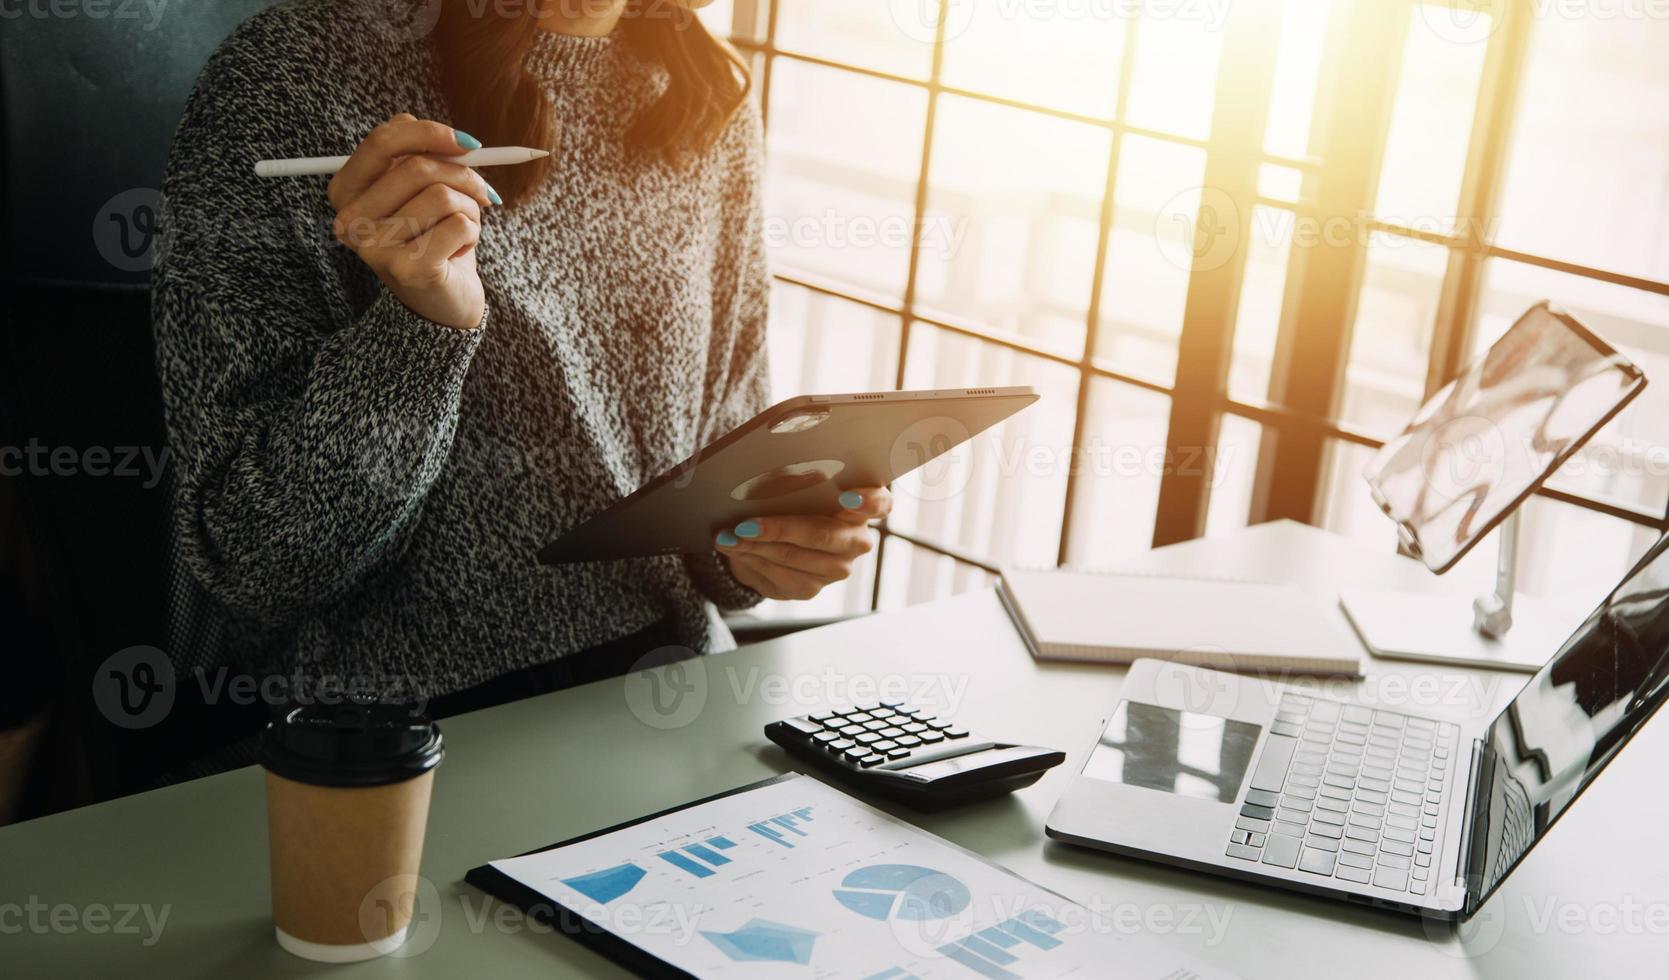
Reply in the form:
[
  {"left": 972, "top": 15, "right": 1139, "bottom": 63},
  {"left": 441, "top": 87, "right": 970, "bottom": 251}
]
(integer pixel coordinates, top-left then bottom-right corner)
[{"left": 832, "top": 864, "right": 972, "bottom": 922}]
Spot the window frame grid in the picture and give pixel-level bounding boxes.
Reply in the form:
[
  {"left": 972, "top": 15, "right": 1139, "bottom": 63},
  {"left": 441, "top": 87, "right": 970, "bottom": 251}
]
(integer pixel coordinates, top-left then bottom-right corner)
[{"left": 730, "top": 0, "right": 1669, "bottom": 609}]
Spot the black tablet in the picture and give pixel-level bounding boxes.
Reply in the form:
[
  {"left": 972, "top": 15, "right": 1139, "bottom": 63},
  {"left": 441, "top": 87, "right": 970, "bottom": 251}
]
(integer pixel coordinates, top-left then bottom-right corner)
[
  {"left": 539, "top": 386, "right": 1038, "bottom": 564},
  {"left": 1362, "top": 301, "right": 1645, "bottom": 573}
]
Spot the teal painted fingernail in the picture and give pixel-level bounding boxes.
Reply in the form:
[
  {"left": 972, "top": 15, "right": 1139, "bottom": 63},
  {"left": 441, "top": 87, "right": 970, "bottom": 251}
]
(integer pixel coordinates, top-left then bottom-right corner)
[
  {"left": 839, "top": 491, "right": 864, "bottom": 509},
  {"left": 485, "top": 182, "right": 504, "bottom": 206},
  {"left": 454, "top": 129, "right": 483, "bottom": 150},
  {"left": 735, "top": 520, "right": 762, "bottom": 539},
  {"left": 716, "top": 530, "right": 739, "bottom": 548}
]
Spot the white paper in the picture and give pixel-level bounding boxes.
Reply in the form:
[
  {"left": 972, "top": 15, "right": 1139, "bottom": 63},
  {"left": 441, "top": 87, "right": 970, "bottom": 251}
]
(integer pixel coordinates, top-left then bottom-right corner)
[{"left": 489, "top": 775, "right": 1235, "bottom": 979}]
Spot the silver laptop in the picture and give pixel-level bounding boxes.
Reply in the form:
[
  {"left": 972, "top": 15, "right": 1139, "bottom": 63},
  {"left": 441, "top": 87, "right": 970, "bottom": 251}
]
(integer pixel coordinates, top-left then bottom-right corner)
[{"left": 1047, "top": 532, "right": 1669, "bottom": 920}]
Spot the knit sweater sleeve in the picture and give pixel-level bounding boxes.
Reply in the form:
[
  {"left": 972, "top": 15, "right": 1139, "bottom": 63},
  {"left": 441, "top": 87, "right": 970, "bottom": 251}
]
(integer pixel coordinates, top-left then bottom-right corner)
[
  {"left": 684, "top": 97, "right": 771, "bottom": 613},
  {"left": 152, "top": 23, "right": 482, "bottom": 625}
]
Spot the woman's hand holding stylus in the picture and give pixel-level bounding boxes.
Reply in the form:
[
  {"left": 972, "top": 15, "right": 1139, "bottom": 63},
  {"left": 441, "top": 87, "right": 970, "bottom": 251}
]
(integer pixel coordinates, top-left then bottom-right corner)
[{"left": 328, "top": 114, "right": 499, "bottom": 330}]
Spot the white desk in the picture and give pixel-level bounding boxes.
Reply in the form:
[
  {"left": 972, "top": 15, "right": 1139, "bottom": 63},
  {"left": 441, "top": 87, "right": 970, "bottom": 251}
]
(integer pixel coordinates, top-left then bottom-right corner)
[{"left": 1, "top": 520, "right": 1663, "bottom": 977}]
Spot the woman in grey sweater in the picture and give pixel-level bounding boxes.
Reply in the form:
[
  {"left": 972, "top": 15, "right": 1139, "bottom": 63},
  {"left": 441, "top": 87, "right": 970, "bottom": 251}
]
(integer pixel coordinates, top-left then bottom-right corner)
[{"left": 152, "top": 0, "right": 890, "bottom": 746}]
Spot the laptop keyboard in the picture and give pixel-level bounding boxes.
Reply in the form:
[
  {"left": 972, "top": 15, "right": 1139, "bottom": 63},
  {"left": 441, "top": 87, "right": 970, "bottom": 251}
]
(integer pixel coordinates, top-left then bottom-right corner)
[{"left": 1225, "top": 694, "right": 1458, "bottom": 897}]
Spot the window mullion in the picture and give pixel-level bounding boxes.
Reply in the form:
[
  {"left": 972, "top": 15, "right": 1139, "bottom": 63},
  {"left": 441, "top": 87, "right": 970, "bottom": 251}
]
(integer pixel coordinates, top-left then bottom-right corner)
[
  {"left": 871, "top": 0, "right": 952, "bottom": 612},
  {"left": 1246, "top": 0, "right": 1408, "bottom": 530},
  {"left": 1424, "top": 0, "right": 1534, "bottom": 400},
  {"left": 1152, "top": 2, "right": 1284, "bottom": 546},
  {"left": 1056, "top": 19, "right": 1141, "bottom": 567}
]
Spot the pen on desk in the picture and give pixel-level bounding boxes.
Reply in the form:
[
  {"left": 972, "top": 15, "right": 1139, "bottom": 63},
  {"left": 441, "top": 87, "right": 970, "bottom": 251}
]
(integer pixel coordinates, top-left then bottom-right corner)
[{"left": 254, "top": 146, "right": 551, "bottom": 178}]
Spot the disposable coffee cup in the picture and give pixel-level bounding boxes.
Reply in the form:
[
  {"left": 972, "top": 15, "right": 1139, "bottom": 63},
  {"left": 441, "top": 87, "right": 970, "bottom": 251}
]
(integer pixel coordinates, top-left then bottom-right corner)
[{"left": 261, "top": 702, "right": 444, "bottom": 963}]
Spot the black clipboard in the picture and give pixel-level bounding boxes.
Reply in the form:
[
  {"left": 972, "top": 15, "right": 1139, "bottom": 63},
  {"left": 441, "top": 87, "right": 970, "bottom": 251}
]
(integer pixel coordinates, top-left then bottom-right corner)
[{"left": 464, "top": 773, "right": 800, "bottom": 980}]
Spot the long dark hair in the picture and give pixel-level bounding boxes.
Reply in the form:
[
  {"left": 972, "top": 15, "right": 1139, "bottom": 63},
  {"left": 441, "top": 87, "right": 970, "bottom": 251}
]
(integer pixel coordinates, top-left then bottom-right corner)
[{"left": 432, "top": 0, "right": 750, "bottom": 203}]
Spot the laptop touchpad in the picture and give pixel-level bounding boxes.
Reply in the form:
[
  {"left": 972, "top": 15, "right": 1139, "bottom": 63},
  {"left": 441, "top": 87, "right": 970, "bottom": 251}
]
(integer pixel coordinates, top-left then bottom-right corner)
[{"left": 1081, "top": 701, "right": 1260, "bottom": 803}]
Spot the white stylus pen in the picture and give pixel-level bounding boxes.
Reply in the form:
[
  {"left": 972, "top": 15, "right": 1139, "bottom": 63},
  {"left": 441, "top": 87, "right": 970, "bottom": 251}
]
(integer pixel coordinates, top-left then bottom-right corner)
[{"left": 254, "top": 146, "right": 551, "bottom": 178}]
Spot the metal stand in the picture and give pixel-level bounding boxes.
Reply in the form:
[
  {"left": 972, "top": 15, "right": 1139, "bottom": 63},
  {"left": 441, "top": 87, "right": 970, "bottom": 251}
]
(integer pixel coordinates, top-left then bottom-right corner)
[{"left": 1339, "top": 512, "right": 1565, "bottom": 673}]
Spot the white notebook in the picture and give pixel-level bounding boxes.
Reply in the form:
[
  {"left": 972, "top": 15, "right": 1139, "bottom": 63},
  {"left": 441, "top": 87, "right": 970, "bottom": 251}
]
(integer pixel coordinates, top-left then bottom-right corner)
[{"left": 998, "top": 567, "right": 1361, "bottom": 676}]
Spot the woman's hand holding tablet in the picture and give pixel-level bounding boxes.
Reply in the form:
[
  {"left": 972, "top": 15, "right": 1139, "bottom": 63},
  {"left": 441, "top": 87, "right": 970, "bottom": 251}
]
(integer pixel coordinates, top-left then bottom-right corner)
[
  {"left": 714, "top": 487, "right": 894, "bottom": 600},
  {"left": 538, "top": 386, "right": 1038, "bottom": 567}
]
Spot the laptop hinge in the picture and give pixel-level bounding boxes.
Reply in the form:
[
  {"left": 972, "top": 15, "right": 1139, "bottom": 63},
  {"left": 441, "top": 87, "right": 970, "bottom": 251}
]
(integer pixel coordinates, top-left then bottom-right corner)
[{"left": 1452, "top": 738, "right": 1487, "bottom": 906}]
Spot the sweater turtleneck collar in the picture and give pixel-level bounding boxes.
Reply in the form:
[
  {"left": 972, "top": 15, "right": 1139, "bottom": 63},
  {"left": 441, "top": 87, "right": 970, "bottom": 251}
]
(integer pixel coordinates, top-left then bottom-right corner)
[{"left": 524, "top": 25, "right": 620, "bottom": 85}]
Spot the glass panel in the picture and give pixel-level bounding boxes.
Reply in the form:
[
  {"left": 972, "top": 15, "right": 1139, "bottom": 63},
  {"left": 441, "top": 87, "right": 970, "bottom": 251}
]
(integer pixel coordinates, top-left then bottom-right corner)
[
  {"left": 695, "top": 0, "right": 742, "bottom": 40},
  {"left": 1122, "top": 9, "right": 1226, "bottom": 141},
  {"left": 894, "top": 326, "right": 1079, "bottom": 569},
  {"left": 1229, "top": 205, "right": 1296, "bottom": 402},
  {"left": 1493, "top": 12, "right": 1669, "bottom": 283},
  {"left": 915, "top": 95, "right": 1110, "bottom": 355},
  {"left": 766, "top": 284, "right": 902, "bottom": 397},
  {"left": 1317, "top": 438, "right": 1402, "bottom": 551},
  {"left": 773, "top": 0, "right": 936, "bottom": 78},
  {"left": 1473, "top": 260, "right": 1669, "bottom": 514},
  {"left": 1372, "top": 6, "right": 1492, "bottom": 232},
  {"left": 876, "top": 536, "right": 996, "bottom": 612},
  {"left": 1064, "top": 378, "right": 1171, "bottom": 566},
  {"left": 764, "top": 60, "right": 928, "bottom": 300},
  {"left": 939, "top": 0, "right": 1129, "bottom": 118},
  {"left": 1442, "top": 497, "right": 1658, "bottom": 611},
  {"left": 1205, "top": 414, "right": 1264, "bottom": 538},
  {"left": 1337, "top": 233, "right": 1449, "bottom": 433},
  {"left": 1262, "top": 0, "right": 1333, "bottom": 159},
  {"left": 1256, "top": 163, "right": 1303, "bottom": 203},
  {"left": 1096, "top": 135, "right": 1209, "bottom": 385}
]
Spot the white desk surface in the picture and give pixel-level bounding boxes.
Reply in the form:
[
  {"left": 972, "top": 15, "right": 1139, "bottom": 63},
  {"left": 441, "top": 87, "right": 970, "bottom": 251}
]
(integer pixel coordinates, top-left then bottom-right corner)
[{"left": 2, "top": 520, "right": 1663, "bottom": 978}]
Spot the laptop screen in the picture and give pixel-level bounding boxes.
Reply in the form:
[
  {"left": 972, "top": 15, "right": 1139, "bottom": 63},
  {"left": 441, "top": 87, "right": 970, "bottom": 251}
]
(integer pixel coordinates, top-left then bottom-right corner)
[{"left": 1466, "top": 532, "right": 1669, "bottom": 910}]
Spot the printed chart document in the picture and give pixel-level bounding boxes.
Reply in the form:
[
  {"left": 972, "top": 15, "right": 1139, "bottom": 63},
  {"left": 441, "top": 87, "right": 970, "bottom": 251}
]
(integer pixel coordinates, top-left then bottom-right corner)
[{"left": 474, "top": 774, "right": 1234, "bottom": 979}]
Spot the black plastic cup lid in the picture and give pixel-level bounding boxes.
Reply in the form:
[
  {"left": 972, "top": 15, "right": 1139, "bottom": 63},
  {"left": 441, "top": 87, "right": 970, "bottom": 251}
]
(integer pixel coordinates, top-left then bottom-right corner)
[{"left": 261, "top": 702, "right": 443, "bottom": 787}]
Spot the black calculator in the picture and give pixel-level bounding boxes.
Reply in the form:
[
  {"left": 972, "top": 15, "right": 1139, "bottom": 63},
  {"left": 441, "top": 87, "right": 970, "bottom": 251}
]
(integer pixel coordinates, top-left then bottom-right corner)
[{"left": 764, "top": 702, "right": 1065, "bottom": 810}]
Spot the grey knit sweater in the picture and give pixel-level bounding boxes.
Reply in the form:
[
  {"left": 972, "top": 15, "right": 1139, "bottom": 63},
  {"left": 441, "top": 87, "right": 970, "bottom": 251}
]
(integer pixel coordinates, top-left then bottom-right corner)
[{"left": 153, "top": 0, "right": 768, "bottom": 696}]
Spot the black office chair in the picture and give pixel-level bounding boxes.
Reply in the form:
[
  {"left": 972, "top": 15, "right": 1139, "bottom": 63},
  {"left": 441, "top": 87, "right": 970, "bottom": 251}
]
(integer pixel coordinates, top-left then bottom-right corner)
[{"left": 0, "top": 0, "right": 280, "bottom": 813}]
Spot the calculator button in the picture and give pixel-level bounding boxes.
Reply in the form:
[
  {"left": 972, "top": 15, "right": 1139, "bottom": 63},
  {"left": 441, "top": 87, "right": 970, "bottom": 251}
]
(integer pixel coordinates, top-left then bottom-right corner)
[
  {"left": 827, "top": 739, "right": 855, "bottom": 752},
  {"left": 901, "top": 722, "right": 928, "bottom": 734},
  {"left": 943, "top": 728, "right": 970, "bottom": 739},
  {"left": 886, "top": 748, "right": 911, "bottom": 760},
  {"left": 924, "top": 719, "right": 952, "bottom": 731},
  {"left": 813, "top": 731, "right": 840, "bottom": 744},
  {"left": 838, "top": 725, "right": 865, "bottom": 737},
  {"left": 809, "top": 711, "right": 840, "bottom": 724},
  {"left": 856, "top": 733, "right": 882, "bottom": 745},
  {"left": 841, "top": 749, "right": 870, "bottom": 763},
  {"left": 782, "top": 717, "right": 823, "bottom": 736},
  {"left": 873, "top": 740, "right": 899, "bottom": 752},
  {"left": 846, "top": 713, "right": 874, "bottom": 724},
  {"left": 857, "top": 754, "right": 886, "bottom": 768},
  {"left": 917, "top": 731, "right": 945, "bottom": 743},
  {"left": 879, "top": 727, "right": 906, "bottom": 738},
  {"left": 896, "top": 735, "right": 921, "bottom": 747},
  {"left": 863, "top": 720, "right": 890, "bottom": 732}
]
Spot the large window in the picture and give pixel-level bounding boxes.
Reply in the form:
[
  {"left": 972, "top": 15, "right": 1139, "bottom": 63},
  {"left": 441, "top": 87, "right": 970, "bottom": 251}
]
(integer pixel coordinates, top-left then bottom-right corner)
[{"left": 700, "top": 0, "right": 1669, "bottom": 622}]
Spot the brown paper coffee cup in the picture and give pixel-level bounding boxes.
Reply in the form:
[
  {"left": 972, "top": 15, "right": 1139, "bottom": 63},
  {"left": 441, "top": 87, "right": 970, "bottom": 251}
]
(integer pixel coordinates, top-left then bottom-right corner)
[
  {"left": 260, "top": 703, "right": 444, "bottom": 963},
  {"left": 266, "top": 770, "right": 434, "bottom": 959}
]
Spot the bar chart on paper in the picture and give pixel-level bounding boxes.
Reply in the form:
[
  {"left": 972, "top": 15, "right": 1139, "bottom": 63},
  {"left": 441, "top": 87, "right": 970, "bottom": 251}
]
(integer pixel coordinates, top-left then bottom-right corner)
[
  {"left": 747, "top": 805, "right": 816, "bottom": 848},
  {"left": 491, "top": 777, "right": 1235, "bottom": 980}
]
